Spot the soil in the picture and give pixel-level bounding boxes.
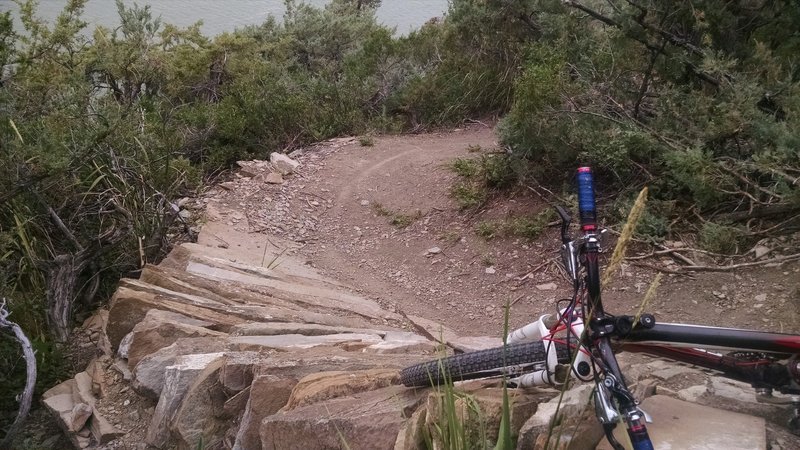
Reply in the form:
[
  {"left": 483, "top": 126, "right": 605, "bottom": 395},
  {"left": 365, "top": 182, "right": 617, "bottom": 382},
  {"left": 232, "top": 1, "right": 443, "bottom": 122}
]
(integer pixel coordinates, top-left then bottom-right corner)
[{"left": 205, "top": 124, "right": 800, "bottom": 338}]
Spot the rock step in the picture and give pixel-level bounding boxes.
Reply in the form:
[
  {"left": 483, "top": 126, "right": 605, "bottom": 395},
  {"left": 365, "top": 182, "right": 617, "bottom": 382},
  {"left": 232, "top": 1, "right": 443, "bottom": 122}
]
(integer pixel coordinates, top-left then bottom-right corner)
[{"left": 596, "top": 395, "right": 766, "bottom": 450}]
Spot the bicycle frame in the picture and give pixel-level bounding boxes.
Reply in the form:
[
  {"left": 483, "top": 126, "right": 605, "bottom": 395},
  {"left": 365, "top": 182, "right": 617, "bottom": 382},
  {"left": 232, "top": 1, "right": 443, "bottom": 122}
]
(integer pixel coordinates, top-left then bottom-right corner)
[
  {"left": 506, "top": 166, "right": 800, "bottom": 449},
  {"left": 508, "top": 314, "right": 800, "bottom": 393}
]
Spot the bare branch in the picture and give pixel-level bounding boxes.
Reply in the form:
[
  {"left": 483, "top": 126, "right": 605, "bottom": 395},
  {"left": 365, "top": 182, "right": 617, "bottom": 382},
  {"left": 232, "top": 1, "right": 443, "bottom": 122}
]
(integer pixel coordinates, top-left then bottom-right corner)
[
  {"left": 679, "top": 253, "right": 800, "bottom": 272},
  {"left": 562, "top": 0, "right": 720, "bottom": 86},
  {"left": 0, "top": 299, "right": 37, "bottom": 450},
  {"left": 46, "top": 205, "right": 84, "bottom": 251}
]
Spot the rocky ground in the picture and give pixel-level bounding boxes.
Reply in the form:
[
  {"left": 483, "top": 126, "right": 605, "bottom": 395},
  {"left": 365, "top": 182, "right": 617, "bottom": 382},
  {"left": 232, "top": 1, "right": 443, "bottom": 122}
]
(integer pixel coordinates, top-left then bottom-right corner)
[{"left": 17, "top": 125, "right": 800, "bottom": 450}]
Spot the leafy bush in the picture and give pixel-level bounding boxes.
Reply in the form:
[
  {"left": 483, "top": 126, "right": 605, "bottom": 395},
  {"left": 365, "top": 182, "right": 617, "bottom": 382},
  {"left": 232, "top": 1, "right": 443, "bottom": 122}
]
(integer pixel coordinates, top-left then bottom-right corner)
[
  {"left": 449, "top": 153, "right": 520, "bottom": 210},
  {"left": 475, "top": 221, "right": 499, "bottom": 239},
  {"left": 498, "top": 1, "right": 800, "bottom": 239},
  {"left": 451, "top": 158, "right": 481, "bottom": 178},
  {"left": 475, "top": 210, "right": 553, "bottom": 241},
  {"left": 698, "top": 222, "right": 745, "bottom": 255},
  {"left": 451, "top": 182, "right": 488, "bottom": 210}
]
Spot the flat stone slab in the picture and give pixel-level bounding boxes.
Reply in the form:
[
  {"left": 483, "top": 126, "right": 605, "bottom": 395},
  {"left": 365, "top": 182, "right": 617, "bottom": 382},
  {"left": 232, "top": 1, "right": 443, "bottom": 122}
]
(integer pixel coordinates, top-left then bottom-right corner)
[
  {"left": 229, "top": 322, "right": 396, "bottom": 337},
  {"left": 448, "top": 336, "right": 503, "bottom": 353},
  {"left": 596, "top": 395, "right": 766, "bottom": 450},
  {"left": 231, "top": 333, "right": 384, "bottom": 350}
]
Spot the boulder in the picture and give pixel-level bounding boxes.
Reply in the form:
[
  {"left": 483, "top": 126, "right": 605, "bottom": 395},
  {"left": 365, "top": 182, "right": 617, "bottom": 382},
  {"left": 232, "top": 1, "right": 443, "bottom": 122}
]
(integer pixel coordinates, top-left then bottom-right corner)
[
  {"left": 74, "top": 371, "right": 97, "bottom": 406},
  {"left": 88, "top": 413, "right": 125, "bottom": 445},
  {"left": 423, "top": 385, "right": 550, "bottom": 448},
  {"left": 223, "top": 386, "right": 251, "bottom": 418},
  {"left": 69, "top": 403, "right": 93, "bottom": 432},
  {"left": 41, "top": 375, "right": 123, "bottom": 449},
  {"left": 219, "top": 351, "right": 274, "bottom": 393},
  {"left": 127, "top": 309, "right": 226, "bottom": 368},
  {"left": 145, "top": 353, "right": 225, "bottom": 448},
  {"left": 448, "top": 336, "right": 503, "bottom": 353},
  {"left": 596, "top": 395, "right": 766, "bottom": 450},
  {"left": 132, "top": 338, "right": 231, "bottom": 399},
  {"left": 515, "top": 384, "right": 593, "bottom": 449},
  {"left": 85, "top": 357, "right": 108, "bottom": 399},
  {"left": 80, "top": 311, "right": 113, "bottom": 357},
  {"left": 42, "top": 391, "right": 85, "bottom": 437},
  {"left": 175, "top": 258, "right": 400, "bottom": 323},
  {"left": 529, "top": 409, "right": 603, "bottom": 450},
  {"left": 393, "top": 406, "right": 426, "bottom": 450},
  {"left": 233, "top": 351, "right": 424, "bottom": 450},
  {"left": 260, "top": 386, "right": 426, "bottom": 450},
  {"left": 139, "top": 264, "right": 234, "bottom": 305},
  {"left": 107, "top": 285, "right": 244, "bottom": 350},
  {"left": 233, "top": 375, "right": 297, "bottom": 450},
  {"left": 265, "top": 172, "right": 284, "bottom": 184},
  {"left": 173, "top": 356, "right": 232, "bottom": 449},
  {"left": 270, "top": 153, "right": 300, "bottom": 175}
]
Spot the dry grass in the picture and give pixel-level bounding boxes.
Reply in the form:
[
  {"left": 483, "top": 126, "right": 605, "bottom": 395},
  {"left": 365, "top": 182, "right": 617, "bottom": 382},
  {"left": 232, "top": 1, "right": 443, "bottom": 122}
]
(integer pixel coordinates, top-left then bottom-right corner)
[{"left": 602, "top": 187, "right": 648, "bottom": 288}]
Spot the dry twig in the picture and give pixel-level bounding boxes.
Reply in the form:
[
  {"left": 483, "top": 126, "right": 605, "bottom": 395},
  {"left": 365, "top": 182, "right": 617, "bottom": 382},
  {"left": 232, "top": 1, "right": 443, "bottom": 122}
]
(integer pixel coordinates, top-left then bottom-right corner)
[{"left": 678, "top": 253, "right": 800, "bottom": 273}]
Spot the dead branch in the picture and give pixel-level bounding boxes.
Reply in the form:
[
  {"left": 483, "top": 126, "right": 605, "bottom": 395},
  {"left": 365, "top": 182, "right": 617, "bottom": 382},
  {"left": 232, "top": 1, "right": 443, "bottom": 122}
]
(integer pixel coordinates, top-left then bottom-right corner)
[
  {"left": 0, "top": 299, "right": 37, "bottom": 450},
  {"left": 631, "top": 262, "right": 694, "bottom": 276},
  {"left": 678, "top": 253, "right": 800, "bottom": 273},
  {"left": 633, "top": 39, "right": 667, "bottom": 119},
  {"left": 717, "top": 162, "right": 784, "bottom": 200},
  {"left": 625, "top": 248, "right": 684, "bottom": 260},
  {"left": 525, "top": 182, "right": 569, "bottom": 206},
  {"left": 653, "top": 243, "right": 696, "bottom": 266},
  {"left": 715, "top": 202, "right": 800, "bottom": 222},
  {"left": 46, "top": 205, "right": 84, "bottom": 251}
]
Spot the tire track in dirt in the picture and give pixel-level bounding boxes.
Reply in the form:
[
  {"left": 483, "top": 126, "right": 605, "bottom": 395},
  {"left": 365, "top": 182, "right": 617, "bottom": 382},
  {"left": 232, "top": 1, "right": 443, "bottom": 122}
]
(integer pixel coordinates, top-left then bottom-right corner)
[{"left": 333, "top": 143, "right": 428, "bottom": 208}]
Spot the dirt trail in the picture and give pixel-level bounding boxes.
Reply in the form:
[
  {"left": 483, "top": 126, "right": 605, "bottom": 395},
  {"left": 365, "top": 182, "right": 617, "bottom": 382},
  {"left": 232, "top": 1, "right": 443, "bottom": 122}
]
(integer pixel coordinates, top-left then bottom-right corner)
[{"left": 205, "top": 125, "right": 800, "bottom": 337}]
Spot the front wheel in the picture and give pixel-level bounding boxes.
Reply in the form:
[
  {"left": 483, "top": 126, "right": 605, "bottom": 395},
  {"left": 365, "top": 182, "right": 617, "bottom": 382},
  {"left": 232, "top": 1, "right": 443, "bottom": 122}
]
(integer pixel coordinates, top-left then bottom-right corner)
[{"left": 400, "top": 341, "right": 569, "bottom": 387}]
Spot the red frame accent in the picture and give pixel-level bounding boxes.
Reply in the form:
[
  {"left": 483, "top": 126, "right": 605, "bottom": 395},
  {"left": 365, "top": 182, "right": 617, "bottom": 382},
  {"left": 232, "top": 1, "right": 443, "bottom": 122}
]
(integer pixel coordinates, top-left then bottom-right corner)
[{"left": 776, "top": 337, "right": 800, "bottom": 350}]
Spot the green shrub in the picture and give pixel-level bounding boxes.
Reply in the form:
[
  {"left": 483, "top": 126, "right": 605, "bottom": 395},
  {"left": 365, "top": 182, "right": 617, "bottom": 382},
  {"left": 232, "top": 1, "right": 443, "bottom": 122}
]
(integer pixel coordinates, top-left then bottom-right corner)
[
  {"left": 475, "top": 221, "right": 498, "bottom": 239},
  {"left": 358, "top": 135, "right": 375, "bottom": 146},
  {"left": 698, "top": 222, "right": 745, "bottom": 255},
  {"left": 481, "top": 155, "right": 517, "bottom": 189},
  {"left": 475, "top": 211, "right": 553, "bottom": 241},
  {"left": 507, "top": 211, "right": 552, "bottom": 240},
  {"left": 390, "top": 211, "right": 421, "bottom": 229},
  {"left": 449, "top": 154, "right": 518, "bottom": 210},
  {"left": 451, "top": 182, "right": 487, "bottom": 210},
  {"left": 496, "top": 1, "right": 800, "bottom": 236},
  {"left": 451, "top": 158, "right": 481, "bottom": 178}
]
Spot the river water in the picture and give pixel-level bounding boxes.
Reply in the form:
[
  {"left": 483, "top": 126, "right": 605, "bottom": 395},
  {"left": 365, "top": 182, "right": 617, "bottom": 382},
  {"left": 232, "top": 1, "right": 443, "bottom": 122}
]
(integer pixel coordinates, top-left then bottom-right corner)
[{"left": 0, "top": 0, "right": 448, "bottom": 35}]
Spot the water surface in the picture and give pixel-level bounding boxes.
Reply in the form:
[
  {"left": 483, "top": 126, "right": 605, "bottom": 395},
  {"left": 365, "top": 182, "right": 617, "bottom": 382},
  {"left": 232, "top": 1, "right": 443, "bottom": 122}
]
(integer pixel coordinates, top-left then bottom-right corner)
[{"left": 0, "top": 0, "right": 448, "bottom": 35}]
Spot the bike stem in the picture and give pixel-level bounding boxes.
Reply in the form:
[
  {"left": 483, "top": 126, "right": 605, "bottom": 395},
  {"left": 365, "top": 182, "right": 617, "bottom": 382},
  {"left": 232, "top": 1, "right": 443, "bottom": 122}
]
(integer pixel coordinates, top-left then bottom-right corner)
[{"left": 578, "top": 166, "right": 655, "bottom": 450}]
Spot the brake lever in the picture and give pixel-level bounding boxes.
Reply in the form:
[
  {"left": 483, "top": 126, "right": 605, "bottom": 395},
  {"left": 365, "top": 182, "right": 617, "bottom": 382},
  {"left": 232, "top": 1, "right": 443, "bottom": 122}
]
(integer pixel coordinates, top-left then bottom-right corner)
[{"left": 555, "top": 205, "right": 572, "bottom": 244}]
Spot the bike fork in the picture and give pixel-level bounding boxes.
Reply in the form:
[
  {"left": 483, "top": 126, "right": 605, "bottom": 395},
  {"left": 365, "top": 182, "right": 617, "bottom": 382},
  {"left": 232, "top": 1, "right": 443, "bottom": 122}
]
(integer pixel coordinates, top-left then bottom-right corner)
[{"left": 595, "top": 376, "right": 655, "bottom": 450}]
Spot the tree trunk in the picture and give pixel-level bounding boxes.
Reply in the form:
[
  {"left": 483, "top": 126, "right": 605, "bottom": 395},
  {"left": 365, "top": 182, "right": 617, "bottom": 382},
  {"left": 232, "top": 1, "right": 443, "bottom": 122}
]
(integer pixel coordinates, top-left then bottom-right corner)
[{"left": 46, "top": 253, "right": 90, "bottom": 342}]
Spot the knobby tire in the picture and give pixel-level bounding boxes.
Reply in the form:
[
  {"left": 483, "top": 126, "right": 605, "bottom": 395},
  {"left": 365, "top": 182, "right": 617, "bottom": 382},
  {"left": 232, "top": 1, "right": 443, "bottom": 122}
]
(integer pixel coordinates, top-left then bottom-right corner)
[{"left": 400, "top": 341, "right": 569, "bottom": 387}]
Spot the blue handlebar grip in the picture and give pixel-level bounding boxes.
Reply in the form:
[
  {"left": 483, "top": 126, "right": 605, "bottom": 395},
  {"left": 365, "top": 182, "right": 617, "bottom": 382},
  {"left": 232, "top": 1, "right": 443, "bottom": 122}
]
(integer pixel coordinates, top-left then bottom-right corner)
[{"left": 577, "top": 167, "right": 597, "bottom": 230}]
